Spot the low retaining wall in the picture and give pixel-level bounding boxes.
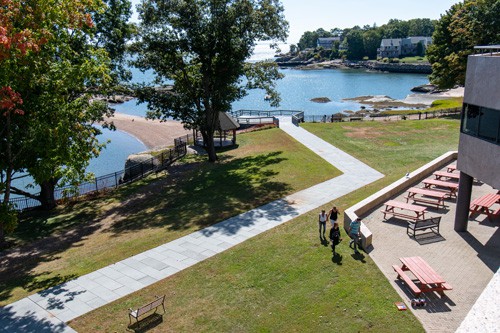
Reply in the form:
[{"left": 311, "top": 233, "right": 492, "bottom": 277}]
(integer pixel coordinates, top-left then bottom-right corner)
[
  {"left": 343, "top": 151, "right": 458, "bottom": 251},
  {"left": 364, "top": 61, "right": 432, "bottom": 74}
]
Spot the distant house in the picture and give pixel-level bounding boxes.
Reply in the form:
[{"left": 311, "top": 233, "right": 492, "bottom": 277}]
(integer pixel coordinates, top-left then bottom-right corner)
[
  {"left": 377, "top": 38, "right": 403, "bottom": 58},
  {"left": 377, "top": 36, "right": 432, "bottom": 58},
  {"left": 317, "top": 37, "right": 341, "bottom": 49}
]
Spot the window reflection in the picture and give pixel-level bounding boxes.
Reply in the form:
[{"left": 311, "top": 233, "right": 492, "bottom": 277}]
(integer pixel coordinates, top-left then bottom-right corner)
[{"left": 461, "top": 103, "right": 500, "bottom": 144}]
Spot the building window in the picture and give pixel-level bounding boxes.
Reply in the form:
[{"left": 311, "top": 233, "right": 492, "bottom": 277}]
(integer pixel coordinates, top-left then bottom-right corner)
[{"left": 461, "top": 103, "right": 500, "bottom": 144}]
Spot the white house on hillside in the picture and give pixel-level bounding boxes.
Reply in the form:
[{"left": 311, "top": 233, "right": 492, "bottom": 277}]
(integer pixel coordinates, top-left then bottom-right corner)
[{"left": 378, "top": 36, "right": 432, "bottom": 58}]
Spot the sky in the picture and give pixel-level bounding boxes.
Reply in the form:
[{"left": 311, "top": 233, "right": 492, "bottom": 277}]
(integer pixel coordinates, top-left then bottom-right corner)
[{"left": 130, "top": 0, "right": 462, "bottom": 44}]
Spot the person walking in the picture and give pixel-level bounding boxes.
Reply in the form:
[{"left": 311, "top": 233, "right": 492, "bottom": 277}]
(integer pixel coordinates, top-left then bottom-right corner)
[
  {"left": 328, "top": 206, "right": 340, "bottom": 227},
  {"left": 318, "top": 209, "right": 327, "bottom": 238},
  {"left": 329, "top": 222, "right": 342, "bottom": 255},
  {"left": 349, "top": 217, "right": 362, "bottom": 254}
]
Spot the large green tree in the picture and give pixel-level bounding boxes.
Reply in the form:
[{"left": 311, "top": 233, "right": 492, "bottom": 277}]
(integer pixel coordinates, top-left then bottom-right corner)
[
  {"left": 1, "top": 0, "right": 132, "bottom": 215},
  {"left": 427, "top": 0, "right": 500, "bottom": 88},
  {"left": 345, "top": 28, "right": 365, "bottom": 60},
  {"left": 134, "top": 0, "right": 288, "bottom": 162}
]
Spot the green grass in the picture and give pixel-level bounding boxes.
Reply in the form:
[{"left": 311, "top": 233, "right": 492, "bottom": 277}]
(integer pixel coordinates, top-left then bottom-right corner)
[
  {"left": 427, "top": 98, "right": 463, "bottom": 110},
  {"left": 380, "top": 97, "right": 463, "bottom": 115},
  {"left": 1, "top": 128, "right": 339, "bottom": 306},
  {"left": 69, "top": 118, "right": 459, "bottom": 332},
  {"left": 399, "top": 56, "right": 428, "bottom": 63}
]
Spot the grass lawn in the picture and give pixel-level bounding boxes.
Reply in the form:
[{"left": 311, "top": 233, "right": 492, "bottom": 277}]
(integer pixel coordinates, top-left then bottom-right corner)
[
  {"left": 380, "top": 98, "right": 463, "bottom": 115},
  {"left": 1, "top": 128, "right": 339, "bottom": 306},
  {"left": 69, "top": 118, "right": 459, "bottom": 332},
  {"left": 399, "top": 56, "right": 428, "bottom": 63}
]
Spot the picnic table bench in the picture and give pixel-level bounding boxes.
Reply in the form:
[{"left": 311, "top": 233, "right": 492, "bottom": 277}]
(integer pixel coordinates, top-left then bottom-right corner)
[
  {"left": 129, "top": 295, "right": 166, "bottom": 326},
  {"left": 405, "top": 187, "right": 448, "bottom": 209},
  {"left": 433, "top": 171, "right": 460, "bottom": 181},
  {"left": 381, "top": 200, "right": 427, "bottom": 221},
  {"left": 469, "top": 193, "right": 500, "bottom": 221},
  {"left": 422, "top": 178, "right": 459, "bottom": 198},
  {"left": 393, "top": 256, "right": 452, "bottom": 296},
  {"left": 447, "top": 164, "right": 457, "bottom": 173},
  {"left": 407, "top": 217, "right": 441, "bottom": 238}
]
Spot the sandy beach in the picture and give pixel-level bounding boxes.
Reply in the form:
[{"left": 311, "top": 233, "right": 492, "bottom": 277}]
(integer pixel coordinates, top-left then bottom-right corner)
[
  {"left": 402, "top": 86, "right": 464, "bottom": 105},
  {"left": 105, "top": 113, "right": 191, "bottom": 150}
]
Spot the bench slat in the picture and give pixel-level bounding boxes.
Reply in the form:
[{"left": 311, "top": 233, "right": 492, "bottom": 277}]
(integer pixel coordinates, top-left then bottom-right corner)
[
  {"left": 129, "top": 295, "right": 166, "bottom": 325},
  {"left": 392, "top": 265, "right": 421, "bottom": 295},
  {"left": 407, "top": 217, "right": 440, "bottom": 238},
  {"left": 381, "top": 210, "right": 420, "bottom": 221}
]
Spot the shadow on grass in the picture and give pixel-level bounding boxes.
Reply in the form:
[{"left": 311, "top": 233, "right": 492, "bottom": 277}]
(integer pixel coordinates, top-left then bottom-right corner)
[
  {"left": 0, "top": 205, "right": 101, "bottom": 304},
  {"left": 127, "top": 313, "right": 163, "bottom": 332},
  {"left": 105, "top": 151, "right": 293, "bottom": 236},
  {"left": 0, "top": 151, "right": 292, "bottom": 304}
]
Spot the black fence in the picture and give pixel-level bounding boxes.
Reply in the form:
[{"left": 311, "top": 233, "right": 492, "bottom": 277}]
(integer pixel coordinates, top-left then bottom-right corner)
[
  {"left": 303, "top": 108, "right": 461, "bottom": 123},
  {"left": 9, "top": 139, "right": 188, "bottom": 211}
]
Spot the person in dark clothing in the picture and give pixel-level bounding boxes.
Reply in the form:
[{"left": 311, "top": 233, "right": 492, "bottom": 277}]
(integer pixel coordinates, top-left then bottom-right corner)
[
  {"left": 328, "top": 206, "right": 340, "bottom": 227},
  {"left": 329, "top": 222, "right": 342, "bottom": 255}
]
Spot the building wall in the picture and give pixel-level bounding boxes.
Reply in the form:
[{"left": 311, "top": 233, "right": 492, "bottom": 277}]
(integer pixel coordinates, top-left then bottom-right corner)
[
  {"left": 457, "top": 133, "right": 500, "bottom": 189},
  {"left": 464, "top": 55, "right": 500, "bottom": 110},
  {"left": 458, "top": 53, "right": 500, "bottom": 189}
]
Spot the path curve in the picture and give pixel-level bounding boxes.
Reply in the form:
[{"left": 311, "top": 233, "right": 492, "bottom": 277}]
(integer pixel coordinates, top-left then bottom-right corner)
[{"left": 0, "top": 117, "right": 383, "bottom": 332}]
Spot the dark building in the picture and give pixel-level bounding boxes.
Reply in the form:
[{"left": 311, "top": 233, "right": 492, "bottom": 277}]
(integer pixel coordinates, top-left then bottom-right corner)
[{"left": 455, "top": 46, "right": 500, "bottom": 231}]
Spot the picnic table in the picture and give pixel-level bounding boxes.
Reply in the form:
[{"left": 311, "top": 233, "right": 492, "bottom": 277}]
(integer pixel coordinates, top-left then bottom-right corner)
[
  {"left": 422, "top": 178, "right": 459, "bottom": 198},
  {"left": 405, "top": 187, "right": 448, "bottom": 209},
  {"left": 433, "top": 171, "right": 460, "bottom": 181},
  {"left": 447, "top": 164, "right": 457, "bottom": 173},
  {"left": 381, "top": 199, "right": 427, "bottom": 221},
  {"left": 392, "top": 256, "right": 452, "bottom": 296},
  {"left": 469, "top": 193, "right": 500, "bottom": 221}
]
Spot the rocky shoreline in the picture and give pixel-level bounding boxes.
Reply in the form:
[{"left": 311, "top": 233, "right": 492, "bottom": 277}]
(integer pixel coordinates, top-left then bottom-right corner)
[{"left": 275, "top": 57, "right": 432, "bottom": 74}]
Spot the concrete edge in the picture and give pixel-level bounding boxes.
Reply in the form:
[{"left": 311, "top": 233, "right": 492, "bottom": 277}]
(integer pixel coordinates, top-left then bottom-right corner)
[{"left": 343, "top": 151, "right": 458, "bottom": 250}]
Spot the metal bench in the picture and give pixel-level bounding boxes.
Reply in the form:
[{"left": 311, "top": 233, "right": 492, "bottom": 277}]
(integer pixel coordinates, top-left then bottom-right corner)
[
  {"left": 129, "top": 295, "right": 166, "bottom": 326},
  {"left": 407, "top": 217, "right": 441, "bottom": 238}
]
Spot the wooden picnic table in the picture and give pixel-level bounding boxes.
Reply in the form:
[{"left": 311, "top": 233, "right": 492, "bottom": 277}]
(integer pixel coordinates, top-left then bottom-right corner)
[
  {"left": 433, "top": 171, "right": 460, "bottom": 181},
  {"left": 469, "top": 193, "right": 500, "bottom": 221},
  {"left": 381, "top": 199, "right": 427, "bottom": 221},
  {"left": 447, "top": 164, "right": 457, "bottom": 173},
  {"left": 393, "top": 256, "right": 452, "bottom": 296},
  {"left": 422, "top": 178, "right": 459, "bottom": 198},
  {"left": 405, "top": 187, "right": 448, "bottom": 209}
]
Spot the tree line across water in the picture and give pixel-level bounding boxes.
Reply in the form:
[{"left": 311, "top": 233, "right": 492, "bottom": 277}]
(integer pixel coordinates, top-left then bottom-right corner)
[{"left": 294, "top": 18, "right": 435, "bottom": 60}]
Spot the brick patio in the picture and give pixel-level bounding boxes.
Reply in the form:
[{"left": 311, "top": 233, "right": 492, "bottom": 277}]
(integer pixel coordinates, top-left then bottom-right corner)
[{"left": 361, "top": 162, "right": 500, "bottom": 332}]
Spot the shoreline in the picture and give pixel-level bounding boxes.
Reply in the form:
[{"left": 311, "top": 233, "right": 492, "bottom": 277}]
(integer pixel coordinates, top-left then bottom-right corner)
[{"left": 104, "top": 113, "right": 191, "bottom": 150}]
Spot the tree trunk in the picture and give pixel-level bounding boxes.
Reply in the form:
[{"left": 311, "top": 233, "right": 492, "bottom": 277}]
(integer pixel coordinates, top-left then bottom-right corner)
[
  {"left": 38, "top": 179, "right": 58, "bottom": 210},
  {"left": 201, "top": 130, "right": 218, "bottom": 162}
]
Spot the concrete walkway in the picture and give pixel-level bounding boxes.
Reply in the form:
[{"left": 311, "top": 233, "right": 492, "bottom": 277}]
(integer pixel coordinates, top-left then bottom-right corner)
[{"left": 0, "top": 117, "right": 383, "bottom": 332}]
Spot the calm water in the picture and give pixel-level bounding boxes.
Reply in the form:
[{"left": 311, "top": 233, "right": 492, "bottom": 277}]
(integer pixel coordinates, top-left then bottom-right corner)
[
  {"left": 13, "top": 61, "right": 430, "bottom": 196},
  {"left": 115, "top": 68, "right": 429, "bottom": 117}
]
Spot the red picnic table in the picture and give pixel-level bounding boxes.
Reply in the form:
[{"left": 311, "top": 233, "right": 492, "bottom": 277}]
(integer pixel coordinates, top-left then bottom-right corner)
[
  {"left": 433, "top": 171, "right": 460, "bottom": 181},
  {"left": 405, "top": 187, "right": 448, "bottom": 209},
  {"left": 469, "top": 193, "right": 500, "bottom": 221},
  {"left": 422, "top": 178, "right": 459, "bottom": 198},
  {"left": 447, "top": 164, "right": 457, "bottom": 173},
  {"left": 392, "top": 256, "right": 452, "bottom": 296},
  {"left": 381, "top": 200, "right": 427, "bottom": 221}
]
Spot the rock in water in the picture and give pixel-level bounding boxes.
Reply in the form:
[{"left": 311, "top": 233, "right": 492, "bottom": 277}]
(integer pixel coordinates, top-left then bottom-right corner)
[
  {"left": 123, "top": 153, "right": 160, "bottom": 182},
  {"left": 310, "top": 97, "right": 331, "bottom": 103},
  {"left": 411, "top": 84, "right": 437, "bottom": 93}
]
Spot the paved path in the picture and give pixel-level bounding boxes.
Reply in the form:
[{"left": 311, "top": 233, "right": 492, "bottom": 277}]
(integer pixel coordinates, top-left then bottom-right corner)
[{"left": 0, "top": 117, "right": 383, "bottom": 332}]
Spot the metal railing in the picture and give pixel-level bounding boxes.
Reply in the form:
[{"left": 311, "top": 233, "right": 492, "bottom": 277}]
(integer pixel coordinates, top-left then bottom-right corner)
[
  {"left": 231, "top": 109, "right": 304, "bottom": 126},
  {"left": 303, "top": 108, "right": 461, "bottom": 123},
  {"left": 9, "top": 138, "right": 188, "bottom": 211}
]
